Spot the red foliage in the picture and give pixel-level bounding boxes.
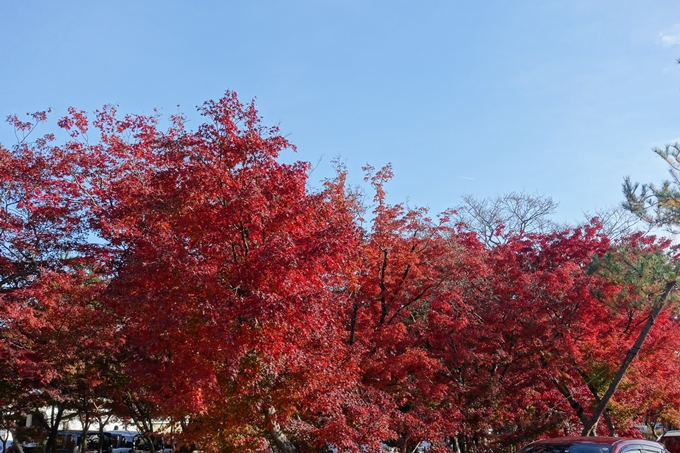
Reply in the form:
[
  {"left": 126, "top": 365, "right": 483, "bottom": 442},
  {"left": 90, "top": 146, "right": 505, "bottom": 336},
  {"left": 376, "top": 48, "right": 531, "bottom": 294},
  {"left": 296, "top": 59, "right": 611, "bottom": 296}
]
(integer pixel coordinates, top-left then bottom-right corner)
[{"left": 2, "top": 93, "right": 680, "bottom": 453}]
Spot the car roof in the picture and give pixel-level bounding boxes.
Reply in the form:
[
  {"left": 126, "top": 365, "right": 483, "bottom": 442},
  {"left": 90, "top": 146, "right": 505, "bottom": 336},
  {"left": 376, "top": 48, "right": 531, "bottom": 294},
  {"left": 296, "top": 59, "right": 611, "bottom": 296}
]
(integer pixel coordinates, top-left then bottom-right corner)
[
  {"left": 661, "top": 432, "right": 680, "bottom": 438},
  {"left": 528, "top": 437, "right": 665, "bottom": 448}
]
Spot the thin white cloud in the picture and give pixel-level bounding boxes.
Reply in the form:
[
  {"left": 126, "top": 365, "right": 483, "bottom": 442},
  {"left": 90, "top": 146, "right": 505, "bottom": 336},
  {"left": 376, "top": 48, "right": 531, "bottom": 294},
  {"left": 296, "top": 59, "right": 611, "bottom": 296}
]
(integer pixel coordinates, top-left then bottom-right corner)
[
  {"left": 659, "top": 24, "right": 680, "bottom": 47},
  {"left": 456, "top": 176, "right": 475, "bottom": 181}
]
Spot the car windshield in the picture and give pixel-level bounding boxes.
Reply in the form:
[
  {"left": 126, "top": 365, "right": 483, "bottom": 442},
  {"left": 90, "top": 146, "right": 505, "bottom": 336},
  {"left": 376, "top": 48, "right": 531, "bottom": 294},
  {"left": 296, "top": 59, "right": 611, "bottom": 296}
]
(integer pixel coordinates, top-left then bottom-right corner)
[{"left": 519, "top": 443, "right": 613, "bottom": 453}]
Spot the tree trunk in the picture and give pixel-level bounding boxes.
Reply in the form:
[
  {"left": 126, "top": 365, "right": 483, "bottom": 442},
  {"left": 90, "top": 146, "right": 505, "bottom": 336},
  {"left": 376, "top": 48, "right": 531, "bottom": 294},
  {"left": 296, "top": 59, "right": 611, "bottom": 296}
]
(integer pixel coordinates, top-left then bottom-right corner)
[
  {"left": 349, "top": 301, "right": 359, "bottom": 345},
  {"left": 453, "top": 436, "right": 462, "bottom": 453},
  {"left": 80, "top": 417, "right": 91, "bottom": 453},
  {"left": 97, "top": 413, "right": 112, "bottom": 453},
  {"left": 46, "top": 404, "right": 65, "bottom": 453},
  {"left": 264, "top": 406, "right": 297, "bottom": 453},
  {"left": 552, "top": 378, "right": 590, "bottom": 427},
  {"left": 581, "top": 280, "right": 675, "bottom": 436},
  {"left": 123, "top": 393, "right": 156, "bottom": 453},
  {"left": 97, "top": 424, "right": 104, "bottom": 453},
  {"left": 576, "top": 367, "right": 615, "bottom": 435},
  {"left": 9, "top": 429, "right": 23, "bottom": 453}
]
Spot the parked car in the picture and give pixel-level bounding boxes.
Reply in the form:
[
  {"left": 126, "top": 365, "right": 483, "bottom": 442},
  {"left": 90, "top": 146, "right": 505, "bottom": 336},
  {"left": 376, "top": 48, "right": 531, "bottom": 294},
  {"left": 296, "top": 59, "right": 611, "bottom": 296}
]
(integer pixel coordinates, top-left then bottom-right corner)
[
  {"left": 132, "top": 434, "right": 172, "bottom": 453},
  {"left": 54, "top": 430, "right": 81, "bottom": 453},
  {"left": 517, "top": 437, "right": 669, "bottom": 453},
  {"left": 54, "top": 430, "right": 112, "bottom": 453},
  {"left": 54, "top": 430, "right": 139, "bottom": 453},
  {"left": 107, "top": 431, "right": 137, "bottom": 453},
  {"left": 657, "top": 430, "right": 680, "bottom": 453}
]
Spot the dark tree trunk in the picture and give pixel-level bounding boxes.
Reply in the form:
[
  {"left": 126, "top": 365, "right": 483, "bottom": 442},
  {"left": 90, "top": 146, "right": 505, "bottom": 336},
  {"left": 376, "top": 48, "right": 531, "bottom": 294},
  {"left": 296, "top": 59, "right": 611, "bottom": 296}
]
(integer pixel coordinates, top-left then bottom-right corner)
[
  {"left": 264, "top": 406, "right": 297, "bottom": 453},
  {"left": 45, "top": 404, "right": 65, "bottom": 453},
  {"left": 581, "top": 280, "right": 675, "bottom": 436},
  {"left": 553, "top": 378, "right": 590, "bottom": 427},
  {"left": 9, "top": 429, "right": 23, "bottom": 453}
]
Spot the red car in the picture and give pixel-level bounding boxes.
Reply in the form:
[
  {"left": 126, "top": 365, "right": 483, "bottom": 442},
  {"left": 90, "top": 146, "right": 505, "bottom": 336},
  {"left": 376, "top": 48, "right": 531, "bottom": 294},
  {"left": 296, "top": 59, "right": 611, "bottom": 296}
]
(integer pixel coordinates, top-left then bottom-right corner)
[
  {"left": 517, "top": 437, "right": 669, "bottom": 453},
  {"left": 657, "top": 431, "right": 680, "bottom": 453}
]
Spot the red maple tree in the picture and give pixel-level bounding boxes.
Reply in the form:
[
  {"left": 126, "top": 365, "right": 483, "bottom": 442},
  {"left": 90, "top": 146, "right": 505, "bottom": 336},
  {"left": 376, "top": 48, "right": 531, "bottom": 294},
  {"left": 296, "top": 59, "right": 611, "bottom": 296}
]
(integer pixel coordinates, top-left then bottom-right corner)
[{"left": 3, "top": 93, "right": 680, "bottom": 453}]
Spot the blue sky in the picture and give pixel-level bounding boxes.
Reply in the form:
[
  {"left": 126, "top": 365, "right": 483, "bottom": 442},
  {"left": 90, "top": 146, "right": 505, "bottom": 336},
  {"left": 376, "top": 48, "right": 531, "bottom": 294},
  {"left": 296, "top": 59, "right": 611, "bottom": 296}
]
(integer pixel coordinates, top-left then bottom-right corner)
[{"left": 2, "top": 1, "right": 680, "bottom": 223}]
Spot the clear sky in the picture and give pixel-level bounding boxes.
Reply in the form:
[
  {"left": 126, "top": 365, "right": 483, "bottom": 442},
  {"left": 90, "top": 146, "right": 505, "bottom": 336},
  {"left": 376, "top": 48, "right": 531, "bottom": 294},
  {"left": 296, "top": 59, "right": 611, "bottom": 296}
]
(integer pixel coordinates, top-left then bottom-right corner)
[{"left": 2, "top": 1, "right": 680, "bottom": 223}]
